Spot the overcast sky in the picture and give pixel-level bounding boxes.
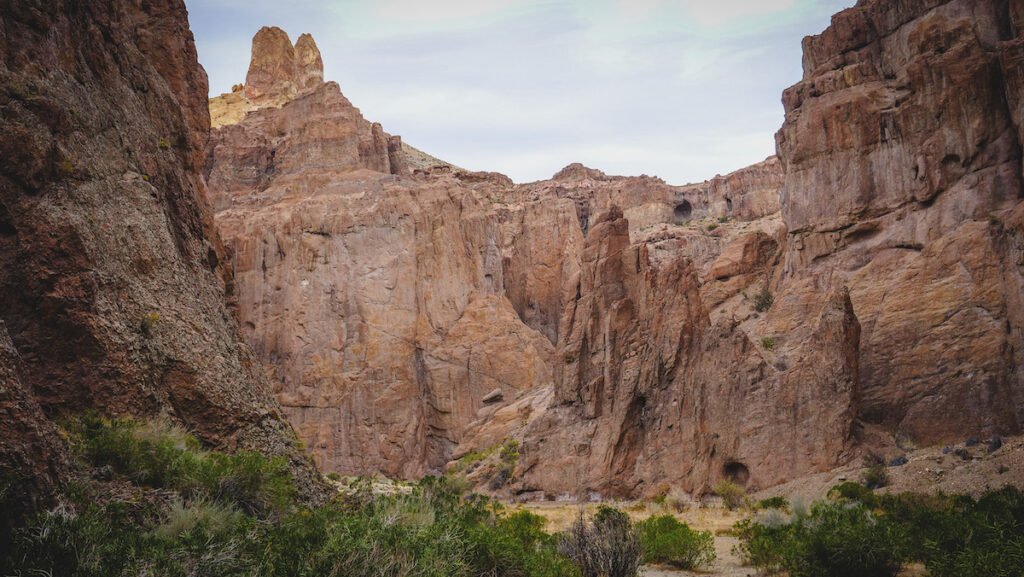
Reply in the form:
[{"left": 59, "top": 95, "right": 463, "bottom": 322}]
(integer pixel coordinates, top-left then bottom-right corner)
[{"left": 188, "top": 0, "right": 854, "bottom": 184}]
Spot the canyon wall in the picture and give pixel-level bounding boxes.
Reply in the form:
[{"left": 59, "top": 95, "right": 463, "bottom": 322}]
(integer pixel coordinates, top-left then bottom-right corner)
[
  {"left": 0, "top": 0, "right": 323, "bottom": 514},
  {"left": 776, "top": 0, "right": 1024, "bottom": 445},
  {"left": 207, "top": 0, "right": 1024, "bottom": 498},
  {"left": 206, "top": 28, "right": 846, "bottom": 494}
]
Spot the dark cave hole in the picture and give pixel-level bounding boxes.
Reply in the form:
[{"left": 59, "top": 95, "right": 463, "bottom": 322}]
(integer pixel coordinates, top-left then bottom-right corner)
[
  {"left": 673, "top": 200, "right": 693, "bottom": 223},
  {"left": 723, "top": 461, "right": 750, "bottom": 486}
]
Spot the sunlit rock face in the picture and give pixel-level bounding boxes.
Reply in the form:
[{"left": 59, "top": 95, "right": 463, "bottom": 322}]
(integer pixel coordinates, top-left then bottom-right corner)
[
  {"left": 776, "top": 0, "right": 1024, "bottom": 446},
  {"left": 208, "top": 0, "right": 1024, "bottom": 498}
]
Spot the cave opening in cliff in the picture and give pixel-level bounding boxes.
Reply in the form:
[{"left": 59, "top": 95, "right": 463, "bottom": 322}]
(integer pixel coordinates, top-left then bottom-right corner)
[
  {"left": 673, "top": 201, "right": 692, "bottom": 223},
  {"left": 723, "top": 461, "right": 750, "bottom": 486}
]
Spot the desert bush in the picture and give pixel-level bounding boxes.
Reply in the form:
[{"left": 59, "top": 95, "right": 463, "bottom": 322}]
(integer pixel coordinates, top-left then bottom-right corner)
[
  {"left": 738, "top": 486, "right": 1024, "bottom": 577},
  {"left": 753, "top": 285, "right": 773, "bottom": 312},
  {"left": 735, "top": 501, "right": 905, "bottom": 577},
  {"left": 757, "top": 496, "right": 790, "bottom": 511},
  {"left": 714, "top": 479, "right": 747, "bottom": 510},
  {"left": 828, "top": 481, "right": 879, "bottom": 507},
  {"left": 636, "top": 515, "right": 715, "bottom": 569},
  {"left": 69, "top": 415, "right": 294, "bottom": 518},
  {"left": 4, "top": 419, "right": 580, "bottom": 577},
  {"left": 489, "top": 439, "right": 521, "bottom": 489},
  {"left": 558, "top": 506, "right": 641, "bottom": 577},
  {"left": 886, "top": 487, "right": 1024, "bottom": 577},
  {"left": 760, "top": 336, "right": 776, "bottom": 351},
  {"left": 862, "top": 454, "right": 890, "bottom": 489}
]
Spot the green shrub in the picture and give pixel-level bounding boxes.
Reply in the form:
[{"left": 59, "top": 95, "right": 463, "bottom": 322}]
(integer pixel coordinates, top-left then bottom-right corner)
[
  {"left": 68, "top": 415, "right": 294, "bottom": 518},
  {"left": 706, "top": 222, "right": 719, "bottom": 231},
  {"left": 3, "top": 420, "right": 582, "bottom": 577},
  {"left": 490, "top": 439, "right": 521, "bottom": 489},
  {"left": 636, "top": 515, "right": 715, "bottom": 569},
  {"left": 737, "top": 486, "right": 1024, "bottom": 577},
  {"left": 559, "top": 506, "right": 641, "bottom": 577},
  {"left": 828, "top": 481, "right": 879, "bottom": 507},
  {"left": 58, "top": 158, "right": 76, "bottom": 176},
  {"left": 862, "top": 455, "right": 889, "bottom": 490},
  {"left": 760, "top": 336, "right": 776, "bottom": 351},
  {"left": 757, "top": 496, "right": 790, "bottom": 511},
  {"left": 714, "top": 479, "right": 747, "bottom": 510},
  {"left": 736, "top": 501, "right": 905, "bottom": 577},
  {"left": 888, "top": 488, "right": 1024, "bottom": 577},
  {"left": 753, "top": 285, "right": 774, "bottom": 312}
]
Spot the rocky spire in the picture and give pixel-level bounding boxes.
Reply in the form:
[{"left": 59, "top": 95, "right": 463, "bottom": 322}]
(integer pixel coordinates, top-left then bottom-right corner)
[
  {"left": 294, "top": 33, "right": 324, "bottom": 91},
  {"left": 243, "top": 26, "right": 324, "bottom": 103}
]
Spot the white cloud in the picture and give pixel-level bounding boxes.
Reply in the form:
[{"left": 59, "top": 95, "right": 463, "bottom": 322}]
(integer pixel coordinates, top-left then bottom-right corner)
[
  {"left": 190, "top": 0, "right": 856, "bottom": 184},
  {"left": 371, "top": 0, "right": 523, "bottom": 24},
  {"left": 680, "top": 0, "right": 798, "bottom": 27}
]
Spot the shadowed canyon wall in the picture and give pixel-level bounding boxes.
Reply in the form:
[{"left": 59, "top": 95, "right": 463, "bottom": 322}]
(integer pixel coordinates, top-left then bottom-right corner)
[{"left": 0, "top": 0, "right": 324, "bottom": 520}]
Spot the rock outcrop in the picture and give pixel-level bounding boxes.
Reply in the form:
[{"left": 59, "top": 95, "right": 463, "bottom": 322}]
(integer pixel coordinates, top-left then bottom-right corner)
[
  {"left": 776, "top": 0, "right": 1024, "bottom": 445},
  {"left": 206, "top": 0, "right": 1024, "bottom": 499},
  {"left": 0, "top": 322, "right": 67, "bottom": 528},
  {"left": 515, "top": 209, "right": 860, "bottom": 497},
  {"left": 0, "top": 0, "right": 323, "bottom": 510},
  {"left": 207, "top": 30, "right": 790, "bottom": 481}
]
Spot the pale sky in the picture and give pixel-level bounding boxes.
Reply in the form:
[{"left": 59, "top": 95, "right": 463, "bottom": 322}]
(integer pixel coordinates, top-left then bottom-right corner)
[{"left": 188, "top": 0, "right": 855, "bottom": 184}]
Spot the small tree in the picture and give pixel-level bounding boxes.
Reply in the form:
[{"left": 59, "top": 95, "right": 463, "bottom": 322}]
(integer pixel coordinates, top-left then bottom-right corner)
[
  {"left": 558, "top": 506, "right": 641, "bottom": 577},
  {"left": 862, "top": 455, "right": 890, "bottom": 490},
  {"left": 636, "top": 515, "right": 715, "bottom": 569},
  {"left": 714, "top": 479, "right": 748, "bottom": 510}
]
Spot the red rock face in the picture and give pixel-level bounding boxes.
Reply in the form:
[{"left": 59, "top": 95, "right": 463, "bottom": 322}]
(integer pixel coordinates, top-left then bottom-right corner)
[
  {"left": 205, "top": 0, "right": 1024, "bottom": 498},
  {"left": 244, "top": 27, "right": 325, "bottom": 103},
  {"left": 206, "top": 30, "right": 789, "bottom": 481},
  {"left": 776, "top": 0, "right": 1024, "bottom": 445},
  {"left": 0, "top": 0, "right": 324, "bottom": 509},
  {"left": 516, "top": 210, "right": 860, "bottom": 498}
]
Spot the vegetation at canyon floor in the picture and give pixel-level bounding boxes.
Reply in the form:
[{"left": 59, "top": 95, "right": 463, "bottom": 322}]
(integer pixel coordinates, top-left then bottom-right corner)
[
  {"left": 735, "top": 482, "right": 1024, "bottom": 577},
  {"left": 2, "top": 416, "right": 1022, "bottom": 577},
  {"left": 0, "top": 417, "right": 705, "bottom": 577}
]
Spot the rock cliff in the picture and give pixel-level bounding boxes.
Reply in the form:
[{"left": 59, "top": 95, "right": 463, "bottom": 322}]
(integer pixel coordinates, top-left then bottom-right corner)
[
  {"left": 207, "top": 27, "right": 854, "bottom": 494},
  {"left": 777, "top": 0, "right": 1024, "bottom": 445},
  {"left": 204, "top": 0, "right": 1024, "bottom": 499},
  {"left": 0, "top": 0, "right": 324, "bottom": 514}
]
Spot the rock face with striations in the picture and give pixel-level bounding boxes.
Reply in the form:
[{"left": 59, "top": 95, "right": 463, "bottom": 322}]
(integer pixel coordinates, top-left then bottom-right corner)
[
  {"left": 0, "top": 0, "right": 324, "bottom": 513},
  {"left": 776, "top": 0, "right": 1024, "bottom": 445},
  {"left": 207, "top": 0, "right": 1024, "bottom": 499}
]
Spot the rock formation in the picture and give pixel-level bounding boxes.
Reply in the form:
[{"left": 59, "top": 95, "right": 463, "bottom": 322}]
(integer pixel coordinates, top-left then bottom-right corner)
[
  {"left": 776, "top": 0, "right": 1024, "bottom": 445},
  {"left": 206, "top": 25, "right": 853, "bottom": 495},
  {"left": 0, "top": 0, "right": 324, "bottom": 512},
  {"left": 207, "top": 0, "right": 1024, "bottom": 499}
]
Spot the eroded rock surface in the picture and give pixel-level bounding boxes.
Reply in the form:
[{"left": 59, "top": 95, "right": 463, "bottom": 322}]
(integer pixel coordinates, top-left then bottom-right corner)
[
  {"left": 0, "top": 0, "right": 324, "bottom": 509},
  {"left": 777, "top": 0, "right": 1024, "bottom": 445},
  {"left": 208, "top": 0, "right": 1024, "bottom": 499}
]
